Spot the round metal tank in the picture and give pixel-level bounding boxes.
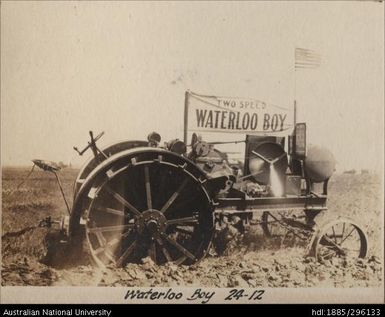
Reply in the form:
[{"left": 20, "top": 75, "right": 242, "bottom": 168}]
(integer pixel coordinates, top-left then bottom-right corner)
[{"left": 304, "top": 145, "right": 336, "bottom": 182}]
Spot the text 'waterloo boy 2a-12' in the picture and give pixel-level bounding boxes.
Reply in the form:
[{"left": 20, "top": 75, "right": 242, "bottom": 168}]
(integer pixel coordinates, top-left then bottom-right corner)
[{"left": 37, "top": 91, "right": 368, "bottom": 267}]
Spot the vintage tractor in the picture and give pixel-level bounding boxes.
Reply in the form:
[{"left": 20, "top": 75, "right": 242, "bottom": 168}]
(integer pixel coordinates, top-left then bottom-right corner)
[
  {"left": 35, "top": 93, "right": 368, "bottom": 268},
  {"left": 40, "top": 124, "right": 365, "bottom": 267}
]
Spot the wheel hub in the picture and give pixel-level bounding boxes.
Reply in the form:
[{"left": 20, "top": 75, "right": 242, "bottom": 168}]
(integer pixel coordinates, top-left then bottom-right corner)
[{"left": 136, "top": 209, "right": 166, "bottom": 235}]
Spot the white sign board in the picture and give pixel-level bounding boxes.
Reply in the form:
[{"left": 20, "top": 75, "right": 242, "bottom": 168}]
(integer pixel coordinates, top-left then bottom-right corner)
[{"left": 184, "top": 91, "right": 293, "bottom": 142}]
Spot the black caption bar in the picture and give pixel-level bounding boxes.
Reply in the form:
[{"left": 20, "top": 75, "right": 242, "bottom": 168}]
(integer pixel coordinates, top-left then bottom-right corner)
[{"left": 0, "top": 304, "right": 384, "bottom": 317}]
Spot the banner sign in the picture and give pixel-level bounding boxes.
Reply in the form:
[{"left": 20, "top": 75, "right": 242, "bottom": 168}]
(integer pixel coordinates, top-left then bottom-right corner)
[{"left": 184, "top": 91, "right": 293, "bottom": 140}]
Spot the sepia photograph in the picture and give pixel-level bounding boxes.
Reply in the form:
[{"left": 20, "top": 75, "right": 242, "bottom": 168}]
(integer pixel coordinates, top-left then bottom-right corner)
[{"left": 1, "top": 1, "right": 384, "bottom": 305}]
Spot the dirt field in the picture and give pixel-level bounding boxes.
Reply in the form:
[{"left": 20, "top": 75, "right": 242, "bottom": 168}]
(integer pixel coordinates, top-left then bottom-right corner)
[{"left": 1, "top": 167, "right": 383, "bottom": 287}]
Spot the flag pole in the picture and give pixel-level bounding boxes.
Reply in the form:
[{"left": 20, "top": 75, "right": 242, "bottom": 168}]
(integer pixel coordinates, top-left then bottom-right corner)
[
  {"left": 294, "top": 48, "right": 297, "bottom": 127},
  {"left": 183, "top": 90, "right": 189, "bottom": 144}
]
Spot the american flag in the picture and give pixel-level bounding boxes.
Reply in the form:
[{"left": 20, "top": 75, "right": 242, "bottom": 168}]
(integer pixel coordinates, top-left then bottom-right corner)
[{"left": 295, "top": 47, "right": 321, "bottom": 69}]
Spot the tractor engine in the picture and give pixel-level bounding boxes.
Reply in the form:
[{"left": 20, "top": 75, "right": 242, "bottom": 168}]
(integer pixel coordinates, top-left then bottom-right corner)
[
  {"left": 187, "top": 135, "right": 233, "bottom": 179},
  {"left": 186, "top": 122, "right": 336, "bottom": 198}
]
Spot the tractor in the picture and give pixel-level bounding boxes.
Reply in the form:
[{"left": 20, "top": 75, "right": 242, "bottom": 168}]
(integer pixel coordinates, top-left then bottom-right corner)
[{"left": 36, "top": 91, "right": 368, "bottom": 267}]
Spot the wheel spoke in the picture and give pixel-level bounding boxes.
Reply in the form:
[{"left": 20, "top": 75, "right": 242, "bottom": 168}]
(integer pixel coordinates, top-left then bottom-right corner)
[
  {"left": 88, "top": 223, "right": 135, "bottom": 233},
  {"left": 104, "top": 250, "right": 117, "bottom": 264},
  {"left": 266, "top": 220, "right": 280, "bottom": 224},
  {"left": 127, "top": 172, "right": 142, "bottom": 210},
  {"left": 322, "top": 244, "right": 339, "bottom": 250},
  {"left": 341, "top": 222, "right": 346, "bottom": 244},
  {"left": 166, "top": 216, "right": 198, "bottom": 226},
  {"left": 320, "top": 249, "right": 336, "bottom": 259},
  {"left": 156, "top": 237, "right": 173, "bottom": 262},
  {"left": 94, "top": 237, "right": 120, "bottom": 255},
  {"left": 94, "top": 231, "right": 106, "bottom": 247},
  {"left": 174, "top": 227, "right": 194, "bottom": 235},
  {"left": 160, "top": 178, "right": 189, "bottom": 214},
  {"left": 160, "top": 232, "right": 197, "bottom": 261},
  {"left": 342, "top": 248, "right": 362, "bottom": 253},
  {"left": 340, "top": 227, "right": 356, "bottom": 245},
  {"left": 322, "top": 235, "right": 345, "bottom": 254},
  {"left": 148, "top": 240, "right": 156, "bottom": 262},
  {"left": 94, "top": 247, "right": 105, "bottom": 255},
  {"left": 103, "top": 185, "right": 141, "bottom": 217},
  {"left": 166, "top": 193, "right": 199, "bottom": 213},
  {"left": 116, "top": 241, "right": 137, "bottom": 267},
  {"left": 122, "top": 230, "right": 133, "bottom": 238},
  {"left": 95, "top": 206, "right": 130, "bottom": 218},
  {"left": 331, "top": 226, "right": 337, "bottom": 244},
  {"left": 144, "top": 165, "right": 152, "bottom": 210},
  {"left": 155, "top": 169, "right": 168, "bottom": 208}
]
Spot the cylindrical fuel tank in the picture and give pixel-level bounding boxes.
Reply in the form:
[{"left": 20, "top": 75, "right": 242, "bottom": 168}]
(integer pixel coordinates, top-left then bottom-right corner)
[{"left": 304, "top": 145, "right": 336, "bottom": 182}]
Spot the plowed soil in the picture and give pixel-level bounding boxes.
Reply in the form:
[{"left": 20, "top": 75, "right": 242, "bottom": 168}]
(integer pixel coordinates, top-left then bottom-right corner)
[{"left": 1, "top": 167, "right": 383, "bottom": 287}]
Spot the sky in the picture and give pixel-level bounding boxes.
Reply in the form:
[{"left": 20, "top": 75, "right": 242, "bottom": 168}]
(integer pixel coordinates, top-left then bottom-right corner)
[{"left": 1, "top": 1, "right": 384, "bottom": 172}]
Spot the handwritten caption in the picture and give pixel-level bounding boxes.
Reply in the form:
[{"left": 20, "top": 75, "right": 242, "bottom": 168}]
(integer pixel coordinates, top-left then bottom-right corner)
[{"left": 124, "top": 288, "right": 265, "bottom": 304}]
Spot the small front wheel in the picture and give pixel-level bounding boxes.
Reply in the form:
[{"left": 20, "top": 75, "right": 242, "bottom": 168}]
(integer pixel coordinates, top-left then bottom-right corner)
[{"left": 310, "top": 218, "right": 368, "bottom": 261}]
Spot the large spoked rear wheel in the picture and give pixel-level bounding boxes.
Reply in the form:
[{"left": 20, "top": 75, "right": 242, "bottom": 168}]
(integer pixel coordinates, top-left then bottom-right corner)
[
  {"left": 310, "top": 218, "right": 368, "bottom": 261},
  {"left": 83, "top": 151, "right": 214, "bottom": 267}
]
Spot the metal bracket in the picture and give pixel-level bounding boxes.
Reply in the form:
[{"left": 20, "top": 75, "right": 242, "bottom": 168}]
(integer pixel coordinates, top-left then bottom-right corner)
[{"left": 73, "top": 131, "right": 107, "bottom": 161}]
